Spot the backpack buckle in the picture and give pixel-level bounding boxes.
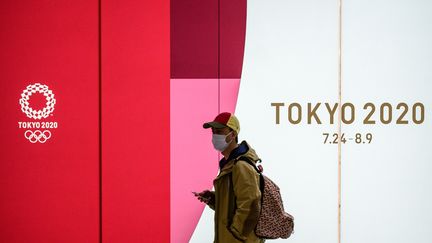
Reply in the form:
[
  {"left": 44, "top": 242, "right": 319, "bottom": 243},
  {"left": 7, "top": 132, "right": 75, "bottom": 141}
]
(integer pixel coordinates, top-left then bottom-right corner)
[
  {"left": 257, "top": 164, "right": 263, "bottom": 173},
  {"left": 256, "top": 159, "right": 263, "bottom": 173}
]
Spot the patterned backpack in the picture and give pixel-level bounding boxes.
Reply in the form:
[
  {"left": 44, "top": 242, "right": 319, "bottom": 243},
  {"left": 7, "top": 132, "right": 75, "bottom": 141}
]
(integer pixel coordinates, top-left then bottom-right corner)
[{"left": 235, "top": 156, "right": 294, "bottom": 239}]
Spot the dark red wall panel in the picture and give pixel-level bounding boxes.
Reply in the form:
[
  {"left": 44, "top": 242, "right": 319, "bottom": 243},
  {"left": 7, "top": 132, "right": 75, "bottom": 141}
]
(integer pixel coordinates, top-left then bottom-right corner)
[
  {"left": 170, "top": 0, "right": 218, "bottom": 78},
  {"left": 0, "top": 0, "right": 99, "bottom": 242},
  {"left": 170, "top": 0, "right": 246, "bottom": 79},
  {"left": 220, "top": 0, "right": 247, "bottom": 78}
]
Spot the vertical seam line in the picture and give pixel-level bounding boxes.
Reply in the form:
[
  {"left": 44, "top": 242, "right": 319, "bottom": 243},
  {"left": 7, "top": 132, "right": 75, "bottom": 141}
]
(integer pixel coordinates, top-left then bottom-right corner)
[
  {"left": 98, "top": 0, "right": 102, "bottom": 241},
  {"left": 217, "top": 0, "right": 221, "bottom": 162},
  {"left": 337, "top": 0, "right": 343, "bottom": 243},
  {"left": 218, "top": 0, "right": 221, "bottom": 115}
]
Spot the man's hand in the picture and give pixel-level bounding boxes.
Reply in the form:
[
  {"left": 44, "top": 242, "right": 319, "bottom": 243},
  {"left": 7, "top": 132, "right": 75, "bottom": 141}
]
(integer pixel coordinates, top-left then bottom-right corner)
[{"left": 192, "top": 190, "right": 215, "bottom": 205}]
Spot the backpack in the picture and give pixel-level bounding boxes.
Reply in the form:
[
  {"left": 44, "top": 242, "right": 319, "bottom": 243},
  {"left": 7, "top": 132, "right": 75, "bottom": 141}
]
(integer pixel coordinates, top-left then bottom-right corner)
[{"left": 234, "top": 156, "right": 294, "bottom": 239}]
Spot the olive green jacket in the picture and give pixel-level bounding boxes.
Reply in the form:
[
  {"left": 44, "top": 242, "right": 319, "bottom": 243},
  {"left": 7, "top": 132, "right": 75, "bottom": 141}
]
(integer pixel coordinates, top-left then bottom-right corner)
[{"left": 207, "top": 141, "right": 265, "bottom": 243}]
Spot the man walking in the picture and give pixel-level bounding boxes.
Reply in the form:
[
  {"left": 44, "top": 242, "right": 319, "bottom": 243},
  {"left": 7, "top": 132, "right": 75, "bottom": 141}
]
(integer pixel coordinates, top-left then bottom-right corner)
[{"left": 194, "top": 112, "right": 265, "bottom": 243}]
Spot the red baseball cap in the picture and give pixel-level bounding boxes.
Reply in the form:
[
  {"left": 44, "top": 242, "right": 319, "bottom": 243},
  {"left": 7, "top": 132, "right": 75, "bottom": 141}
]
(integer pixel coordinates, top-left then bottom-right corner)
[{"left": 203, "top": 112, "right": 240, "bottom": 134}]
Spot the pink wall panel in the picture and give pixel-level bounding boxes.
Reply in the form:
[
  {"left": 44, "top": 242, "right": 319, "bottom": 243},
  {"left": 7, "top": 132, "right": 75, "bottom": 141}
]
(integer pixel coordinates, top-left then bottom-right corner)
[
  {"left": 170, "top": 78, "right": 241, "bottom": 243},
  {"left": 170, "top": 79, "right": 219, "bottom": 243},
  {"left": 0, "top": 0, "right": 99, "bottom": 242},
  {"left": 220, "top": 79, "right": 241, "bottom": 112}
]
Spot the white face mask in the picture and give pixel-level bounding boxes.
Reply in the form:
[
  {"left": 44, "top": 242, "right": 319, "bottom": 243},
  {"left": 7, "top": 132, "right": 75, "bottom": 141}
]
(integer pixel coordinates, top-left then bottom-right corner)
[{"left": 212, "top": 131, "right": 233, "bottom": 152}]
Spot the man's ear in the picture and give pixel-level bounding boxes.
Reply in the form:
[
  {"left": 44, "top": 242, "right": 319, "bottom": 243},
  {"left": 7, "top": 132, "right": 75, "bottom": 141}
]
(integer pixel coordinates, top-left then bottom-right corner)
[
  {"left": 232, "top": 131, "right": 238, "bottom": 141},
  {"left": 227, "top": 130, "right": 236, "bottom": 143}
]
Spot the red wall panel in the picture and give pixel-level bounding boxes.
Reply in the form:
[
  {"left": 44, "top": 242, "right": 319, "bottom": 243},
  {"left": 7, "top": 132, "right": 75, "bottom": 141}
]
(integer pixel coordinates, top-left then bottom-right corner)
[
  {"left": 0, "top": 0, "right": 99, "bottom": 242},
  {"left": 1, "top": 0, "right": 170, "bottom": 242},
  {"left": 102, "top": 0, "right": 170, "bottom": 242}
]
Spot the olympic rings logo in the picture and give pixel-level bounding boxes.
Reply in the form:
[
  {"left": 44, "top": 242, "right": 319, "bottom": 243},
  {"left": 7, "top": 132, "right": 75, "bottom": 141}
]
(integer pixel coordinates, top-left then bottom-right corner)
[
  {"left": 19, "top": 83, "right": 56, "bottom": 120},
  {"left": 18, "top": 83, "right": 57, "bottom": 144},
  {"left": 24, "top": 130, "right": 52, "bottom": 143}
]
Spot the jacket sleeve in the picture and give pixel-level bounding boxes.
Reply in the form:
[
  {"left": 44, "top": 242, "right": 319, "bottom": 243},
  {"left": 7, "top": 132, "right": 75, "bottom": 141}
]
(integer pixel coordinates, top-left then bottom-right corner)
[
  {"left": 207, "top": 191, "right": 216, "bottom": 210},
  {"left": 228, "top": 161, "right": 262, "bottom": 241}
]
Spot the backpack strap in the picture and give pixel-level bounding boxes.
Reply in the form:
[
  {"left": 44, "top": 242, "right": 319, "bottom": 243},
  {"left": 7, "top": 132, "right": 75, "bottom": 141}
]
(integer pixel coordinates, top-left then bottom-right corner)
[
  {"left": 234, "top": 156, "right": 265, "bottom": 193},
  {"left": 234, "top": 156, "right": 262, "bottom": 174},
  {"left": 227, "top": 156, "right": 266, "bottom": 226}
]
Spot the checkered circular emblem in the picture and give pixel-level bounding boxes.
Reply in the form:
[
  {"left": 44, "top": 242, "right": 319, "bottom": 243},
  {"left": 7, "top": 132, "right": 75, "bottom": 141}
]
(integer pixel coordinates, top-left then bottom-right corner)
[{"left": 19, "top": 83, "right": 56, "bottom": 120}]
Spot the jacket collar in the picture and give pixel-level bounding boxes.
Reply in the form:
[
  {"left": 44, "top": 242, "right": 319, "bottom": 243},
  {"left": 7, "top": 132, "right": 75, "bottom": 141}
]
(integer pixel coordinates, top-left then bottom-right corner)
[
  {"left": 214, "top": 141, "right": 250, "bottom": 182},
  {"left": 219, "top": 140, "right": 249, "bottom": 170}
]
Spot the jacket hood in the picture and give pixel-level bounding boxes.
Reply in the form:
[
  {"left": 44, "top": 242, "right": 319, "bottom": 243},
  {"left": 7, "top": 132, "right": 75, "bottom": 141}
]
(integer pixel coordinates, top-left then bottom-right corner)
[{"left": 219, "top": 140, "right": 260, "bottom": 170}]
